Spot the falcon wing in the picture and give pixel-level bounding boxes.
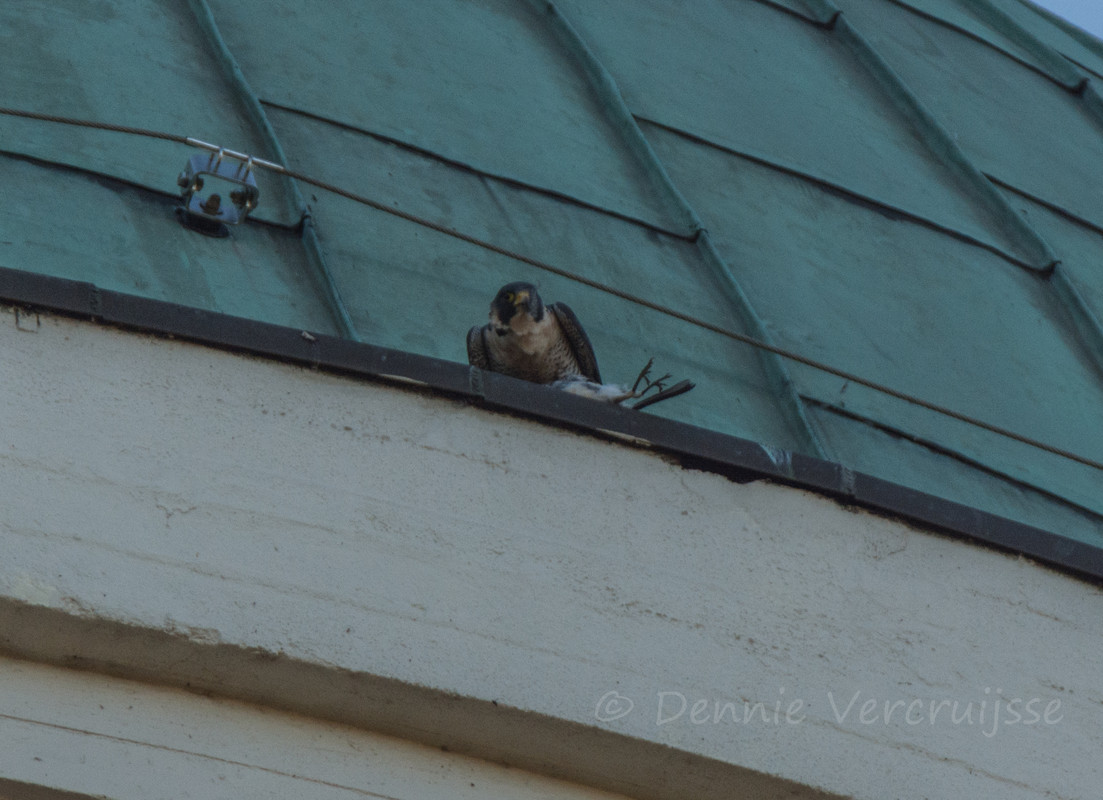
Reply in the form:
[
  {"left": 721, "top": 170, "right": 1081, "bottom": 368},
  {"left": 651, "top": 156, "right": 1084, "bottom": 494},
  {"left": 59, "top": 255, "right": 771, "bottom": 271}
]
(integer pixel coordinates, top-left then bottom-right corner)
[
  {"left": 466, "top": 325, "right": 492, "bottom": 370},
  {"left": 550, "top": 302, "right": 601, "bottom": 383}
]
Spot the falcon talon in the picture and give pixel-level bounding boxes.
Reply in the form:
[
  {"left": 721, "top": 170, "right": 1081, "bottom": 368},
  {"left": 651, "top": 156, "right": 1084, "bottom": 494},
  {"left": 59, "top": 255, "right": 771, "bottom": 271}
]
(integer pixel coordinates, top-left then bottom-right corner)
[{"left": 468, "top": 283, "right": 696, "bottom": 410}]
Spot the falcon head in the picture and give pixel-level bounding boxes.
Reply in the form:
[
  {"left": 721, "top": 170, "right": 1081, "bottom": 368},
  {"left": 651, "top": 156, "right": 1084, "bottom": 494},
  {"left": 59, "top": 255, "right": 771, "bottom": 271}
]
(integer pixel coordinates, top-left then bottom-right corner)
[{"left": 489, "top": 282, "right": 545, "bottom": 334}]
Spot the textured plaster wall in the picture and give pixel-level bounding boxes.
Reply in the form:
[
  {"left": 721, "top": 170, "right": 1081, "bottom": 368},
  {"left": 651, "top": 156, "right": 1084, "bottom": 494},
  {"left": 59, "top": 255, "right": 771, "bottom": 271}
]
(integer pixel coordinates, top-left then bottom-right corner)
[{"left": 1, "top": 306, "right": 1101, "bottom": 800}]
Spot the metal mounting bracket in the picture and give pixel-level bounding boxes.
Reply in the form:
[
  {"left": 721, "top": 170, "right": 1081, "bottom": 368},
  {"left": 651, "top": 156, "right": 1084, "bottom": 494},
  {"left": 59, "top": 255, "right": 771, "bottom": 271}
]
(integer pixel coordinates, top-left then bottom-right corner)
[{"left": 175, "top": 148, "right": 260, "bottom": 237}]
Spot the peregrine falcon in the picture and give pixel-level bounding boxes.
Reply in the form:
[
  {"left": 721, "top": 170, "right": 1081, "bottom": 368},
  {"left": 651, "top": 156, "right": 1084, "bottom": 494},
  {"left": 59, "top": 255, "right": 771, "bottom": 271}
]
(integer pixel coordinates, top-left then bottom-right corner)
[{"left": 467, "top": 282, "right": 694, "bottom": 409}]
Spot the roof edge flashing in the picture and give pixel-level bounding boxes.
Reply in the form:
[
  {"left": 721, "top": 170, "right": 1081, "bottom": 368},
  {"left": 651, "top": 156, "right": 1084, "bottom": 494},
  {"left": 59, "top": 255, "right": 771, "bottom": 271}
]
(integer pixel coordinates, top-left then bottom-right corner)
[{"left": 1, "top": 266, "right": 1100, "bottom": 587}]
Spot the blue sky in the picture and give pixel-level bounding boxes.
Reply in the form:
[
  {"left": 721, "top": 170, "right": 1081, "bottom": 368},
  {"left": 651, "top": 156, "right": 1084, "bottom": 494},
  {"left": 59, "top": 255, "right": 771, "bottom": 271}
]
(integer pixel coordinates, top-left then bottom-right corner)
[{"left": 1030, "top": 0, "right": 1103, "bottom": 40}]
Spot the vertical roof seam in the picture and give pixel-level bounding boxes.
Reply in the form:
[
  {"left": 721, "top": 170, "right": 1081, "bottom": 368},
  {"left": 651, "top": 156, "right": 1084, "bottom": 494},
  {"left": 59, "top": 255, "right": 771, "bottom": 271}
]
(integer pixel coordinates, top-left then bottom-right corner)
[
  {"left": 796, "top": 0, "right": 842, "bottom": 27},
  {"left": 748, "top": 0, "right": 823, "bottom": 26},
  {"left": 1048, "top": 267, "right": 1103, "bottom": 385},
  {"left": 966, "top": 0, "right": 1103, "bottom": 143},
  {"left": 531, "top": 0, "right": 829, "bottom": 459},
  {"left": 697, "top": 234, "right": 831, "bottom": 459},
  {"left": 526, "top": 0, "right": 703, "bottom": 238},
  {"left": 963, "top": 1, "right": 1103, "bottom": 376},
  {"left": 886, "top": 0, "right": 1103, "bottom": 138},
  {"left": 635, "top": 116, "right": 1046, "bottom": 273},
  {"left": 801, "top": 0, "right": 1059, "bottom": 272},
  {"left": 966, "top": 0, "right": 1086, "bottom": 89},
  {"left": 989, "top": 173, "right": 1103, "bottom": 235},
  {"left": 813, "top": 0, "right": 1081, "bottom": 88},
  {"left": 810, "top": 0, "right": 1103, "bottom": 425},
  {"left": 259, "top": 100, "right": 694, "bottom": 240},
  {"left": 1016, "top": 0, "right": 1103, "bottom": 62},
  {"left": 185, "top": 0, "right": 360, "bottom": 341}
]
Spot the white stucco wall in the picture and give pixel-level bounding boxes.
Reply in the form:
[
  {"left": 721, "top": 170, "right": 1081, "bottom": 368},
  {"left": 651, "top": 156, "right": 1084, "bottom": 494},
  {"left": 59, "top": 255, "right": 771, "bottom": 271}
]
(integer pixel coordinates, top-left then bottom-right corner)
[
  {"left": 1, "top": 305, "right": 1101, "bottom": 800},
  {"left": 0, "top": 654, "right": 636, "bottom": 800}
]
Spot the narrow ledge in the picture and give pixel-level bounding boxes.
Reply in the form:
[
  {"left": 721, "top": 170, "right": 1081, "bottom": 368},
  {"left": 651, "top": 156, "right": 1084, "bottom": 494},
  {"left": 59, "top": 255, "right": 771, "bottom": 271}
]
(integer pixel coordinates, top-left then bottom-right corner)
[{"left": 1, "top": 264, "right": 1100, "bottom": 586}]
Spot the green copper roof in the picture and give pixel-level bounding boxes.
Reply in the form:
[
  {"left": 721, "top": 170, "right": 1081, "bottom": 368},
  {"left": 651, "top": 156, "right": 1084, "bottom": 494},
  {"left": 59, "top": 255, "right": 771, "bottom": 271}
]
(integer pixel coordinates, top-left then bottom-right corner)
[{"left": 2, "top": 0, "right": 1102, "bottom": 547}]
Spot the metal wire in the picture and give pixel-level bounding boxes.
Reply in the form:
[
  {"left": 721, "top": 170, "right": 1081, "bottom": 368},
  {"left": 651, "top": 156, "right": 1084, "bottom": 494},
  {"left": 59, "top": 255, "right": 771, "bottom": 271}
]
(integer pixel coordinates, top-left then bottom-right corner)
[
  {"left": 0, "top": 107, "right": 188, "bottom": 143},
  {"left": 1, "top": 104, "right": 1101, "bottom": 473}
]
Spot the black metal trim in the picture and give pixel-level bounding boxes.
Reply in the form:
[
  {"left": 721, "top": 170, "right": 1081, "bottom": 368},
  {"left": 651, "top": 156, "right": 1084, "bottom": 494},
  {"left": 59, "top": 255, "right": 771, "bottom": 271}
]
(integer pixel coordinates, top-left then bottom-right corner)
[{"left": 2, "top": 265, "right": 1101, "bottom": 585}]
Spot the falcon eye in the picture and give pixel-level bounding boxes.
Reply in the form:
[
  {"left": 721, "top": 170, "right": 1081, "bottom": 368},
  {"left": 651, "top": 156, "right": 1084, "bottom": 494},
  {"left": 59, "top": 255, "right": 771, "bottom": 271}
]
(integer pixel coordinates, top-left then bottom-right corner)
[{"left": 504, "top": 291, "right": 515, "bottom": 303}]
